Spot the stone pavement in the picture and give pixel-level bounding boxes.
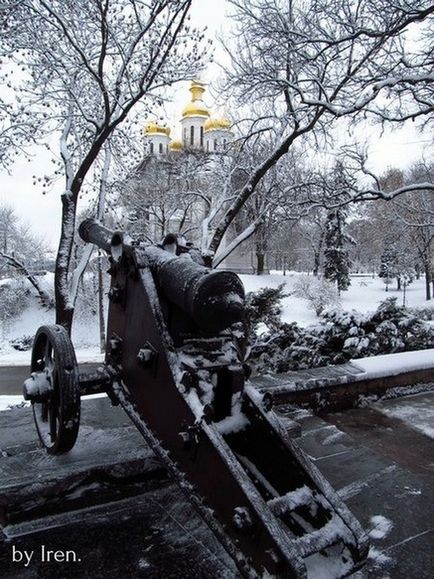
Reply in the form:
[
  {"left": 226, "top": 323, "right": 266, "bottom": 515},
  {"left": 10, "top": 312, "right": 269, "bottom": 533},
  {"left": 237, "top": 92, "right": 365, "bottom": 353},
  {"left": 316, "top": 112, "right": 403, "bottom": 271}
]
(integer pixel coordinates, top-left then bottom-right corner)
[
  {"left": 279, "top": 392, "right": 434, "bottom": 578},
  {"left": 0, "top": 393, "right": 433, "bottom": 578}
]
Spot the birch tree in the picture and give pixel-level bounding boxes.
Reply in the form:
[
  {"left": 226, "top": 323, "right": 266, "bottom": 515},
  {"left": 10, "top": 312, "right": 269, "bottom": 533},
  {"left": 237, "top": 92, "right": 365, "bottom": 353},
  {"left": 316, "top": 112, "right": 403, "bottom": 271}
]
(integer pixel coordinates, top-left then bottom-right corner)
[
  {"left": 0, "top": 0, "right": 208, "bottom": 330},
  {"left": 208, "top": 0, "right": 434, "bottom": 253}
]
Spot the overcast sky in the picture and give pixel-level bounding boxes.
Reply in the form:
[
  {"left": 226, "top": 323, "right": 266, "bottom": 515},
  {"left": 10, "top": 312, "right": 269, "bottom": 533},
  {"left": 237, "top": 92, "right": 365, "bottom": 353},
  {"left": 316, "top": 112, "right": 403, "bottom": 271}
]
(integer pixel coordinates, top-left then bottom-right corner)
[{"left": 0, "top": 0, "right": 432, "bottom": 251}]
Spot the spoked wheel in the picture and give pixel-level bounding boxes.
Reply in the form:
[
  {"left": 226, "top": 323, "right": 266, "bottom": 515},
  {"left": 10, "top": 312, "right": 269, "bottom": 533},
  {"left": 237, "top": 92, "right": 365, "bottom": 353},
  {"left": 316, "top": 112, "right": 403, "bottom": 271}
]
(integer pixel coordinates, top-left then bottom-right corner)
[{"left": 23, "top": 324, "right": 81, "bottom": 454}]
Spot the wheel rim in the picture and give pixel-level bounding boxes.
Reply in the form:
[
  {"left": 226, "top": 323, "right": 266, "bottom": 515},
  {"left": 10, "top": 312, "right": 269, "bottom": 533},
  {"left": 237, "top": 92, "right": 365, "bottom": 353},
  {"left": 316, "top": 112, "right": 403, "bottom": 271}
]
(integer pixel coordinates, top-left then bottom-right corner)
[
  {"left": 30, "top": 325, "right": 80, "bottom": 453},
  {"left": 32, "top": 334, "right": 57, "bottom": 448}
]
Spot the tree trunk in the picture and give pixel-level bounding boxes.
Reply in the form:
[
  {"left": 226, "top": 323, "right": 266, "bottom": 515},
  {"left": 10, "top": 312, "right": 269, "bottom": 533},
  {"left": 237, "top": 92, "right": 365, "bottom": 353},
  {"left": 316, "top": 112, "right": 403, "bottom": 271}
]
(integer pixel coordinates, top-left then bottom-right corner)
[
  {"left": 97, "top": 251, "right": 105, "bottom": 353},
  {"left": 256, "top": 252, "right": 265, "bottom": 275},
  {"left": 313, "top": 251, "right": 320, "bottom": 276},
  {"left": 55, "top": 194, "right": 77, "bottom": 332},
  {"left": 425, "top": 264, "right": 431, "bottom": 300},
  {"left": 397, "top": 277, "right": 401, "bottom": 291}
]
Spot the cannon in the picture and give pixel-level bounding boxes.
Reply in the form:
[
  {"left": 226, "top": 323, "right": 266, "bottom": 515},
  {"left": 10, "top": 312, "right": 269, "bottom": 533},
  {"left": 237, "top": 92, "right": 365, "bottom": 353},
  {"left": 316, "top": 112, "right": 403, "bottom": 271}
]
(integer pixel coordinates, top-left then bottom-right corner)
[{"left": 23, "top": 219, "right": 369, "bottom": 578}]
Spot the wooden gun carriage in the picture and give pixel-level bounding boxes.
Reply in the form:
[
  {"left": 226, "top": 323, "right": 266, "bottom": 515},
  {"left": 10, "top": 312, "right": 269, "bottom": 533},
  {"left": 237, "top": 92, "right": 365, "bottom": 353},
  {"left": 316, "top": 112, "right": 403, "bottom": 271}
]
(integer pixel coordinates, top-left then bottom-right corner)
[{"left": 23, "top": 219, "right": 369, "bottom": 578}]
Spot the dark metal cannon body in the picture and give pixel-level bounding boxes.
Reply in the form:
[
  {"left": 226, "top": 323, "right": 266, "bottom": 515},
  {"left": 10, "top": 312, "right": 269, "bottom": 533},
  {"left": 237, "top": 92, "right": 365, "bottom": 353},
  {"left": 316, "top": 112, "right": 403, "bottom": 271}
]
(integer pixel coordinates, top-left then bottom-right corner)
[{"left": 23, "top": 219, "right": 369, "bottom": 578}]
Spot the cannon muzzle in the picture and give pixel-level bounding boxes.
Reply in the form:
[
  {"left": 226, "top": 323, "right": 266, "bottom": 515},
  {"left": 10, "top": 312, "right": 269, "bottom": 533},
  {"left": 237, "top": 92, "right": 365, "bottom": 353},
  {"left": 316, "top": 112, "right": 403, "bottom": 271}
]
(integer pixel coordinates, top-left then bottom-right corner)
[
  {"left": 78, "top": 218, "right": 119, "bottom": 254},
  {"left": 145, "top": 246, "right": 244, "bottom": 332}
]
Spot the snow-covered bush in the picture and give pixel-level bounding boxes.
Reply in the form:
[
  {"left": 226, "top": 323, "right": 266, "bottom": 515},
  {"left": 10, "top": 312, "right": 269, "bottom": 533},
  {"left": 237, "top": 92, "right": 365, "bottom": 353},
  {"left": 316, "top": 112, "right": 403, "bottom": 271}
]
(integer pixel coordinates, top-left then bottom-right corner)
[
  {"left": 409, "top": 305, "right": 434, "bottom": 321},
  {"left": 252, "top": 322, "right": 303, "bottom": 373},
  {"left": 10, "top": 335, "right": 33, "bottom": 351},
  {"left": 248, "top": 296, "right": 434, "bottom": 373},
  {"left": 319, "top": 309, "right": 372, "bottom": 363},
  {"left": 281, "top": 327, "right": 328, "bottom": 371},
  {"left": 292, "top": 275, "right": 340, "bottom": 315},
  {"left": 368, "top": 298, "right": 434, "bottom": 353}
]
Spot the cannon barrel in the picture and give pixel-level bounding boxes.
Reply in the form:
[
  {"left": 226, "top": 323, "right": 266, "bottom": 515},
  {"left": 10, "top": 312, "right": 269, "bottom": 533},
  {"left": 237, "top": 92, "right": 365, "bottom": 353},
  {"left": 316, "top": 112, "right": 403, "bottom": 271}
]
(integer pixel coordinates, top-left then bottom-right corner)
[
  {"left": 78, "top": 218, "right": 118, "bottom": 254},
  {"left": 79, "top": 219, "right": 245, "bottom": 332},
  {"left": 143, "top": 246, "right": 244, "bottom": 332}
]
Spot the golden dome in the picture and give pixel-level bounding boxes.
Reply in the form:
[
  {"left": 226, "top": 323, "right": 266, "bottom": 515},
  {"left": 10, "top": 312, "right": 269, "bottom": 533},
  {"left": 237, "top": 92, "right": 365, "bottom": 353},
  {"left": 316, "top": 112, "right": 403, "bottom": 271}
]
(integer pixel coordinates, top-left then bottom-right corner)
[
  {"left": 169, "top": 139, "right": 183, "bottom": 151},
  {"left": 203, "top": 117, "right": 232, "bottom": 132},
  {"left": 182, "top": 80, "right": 210, "bottom": 119},
  {"left": 144, "top": 121, "right": 170, "bottom": 136}
]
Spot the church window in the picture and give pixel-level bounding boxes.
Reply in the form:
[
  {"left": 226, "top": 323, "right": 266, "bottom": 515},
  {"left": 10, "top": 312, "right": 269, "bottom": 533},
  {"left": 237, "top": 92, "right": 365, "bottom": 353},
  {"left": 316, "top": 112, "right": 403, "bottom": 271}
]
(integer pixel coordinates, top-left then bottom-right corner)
[
  {"left": 214, "top": 139, "right": 217, "bottom": 151},
  {"left": 159, "top": 143, "right": 163, "bottom": 154},
  {"left": 200, "top": 126, "right": 204, "bottom": 148},
  {"left": 206, "top": 140, "right": 209, "bottom": 152},
  {"left": 190, "top": 125, "right": 194, "bottom": 146},
  {"left": 150, "top": 142, "right": 154, "bottom": 154}
]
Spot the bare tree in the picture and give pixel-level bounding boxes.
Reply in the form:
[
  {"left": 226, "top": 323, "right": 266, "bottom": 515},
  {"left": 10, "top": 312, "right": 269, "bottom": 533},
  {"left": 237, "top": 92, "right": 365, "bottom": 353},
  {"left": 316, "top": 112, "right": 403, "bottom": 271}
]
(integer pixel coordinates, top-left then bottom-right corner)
[
  {"left": 299, "top": 209, "right": 328, "bottom": 276},
  {"left": 0, "top": 203, "right": 52, "bottom": 306},
  {"left": 207, "top": 0, "right": 434, "bottom": 253},
  {"left": 390, "top": 163, "right": 434, "bottom": 300},
  {"left": 0, "top": 204, "right": 18, "bottom": 253},
  {"left": 1, "top": 0, "right": 208, "bottom": 330}
]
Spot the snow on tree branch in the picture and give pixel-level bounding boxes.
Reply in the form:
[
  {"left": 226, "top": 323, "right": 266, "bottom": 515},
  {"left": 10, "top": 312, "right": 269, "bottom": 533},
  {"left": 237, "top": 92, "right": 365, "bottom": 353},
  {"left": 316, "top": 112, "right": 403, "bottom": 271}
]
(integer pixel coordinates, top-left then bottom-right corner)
[
  {"left": 0, "top": 0, "right": 209, "bottom": 329},
  {"left": 206, "top": 0, "right": 434, "bottom": 249}
]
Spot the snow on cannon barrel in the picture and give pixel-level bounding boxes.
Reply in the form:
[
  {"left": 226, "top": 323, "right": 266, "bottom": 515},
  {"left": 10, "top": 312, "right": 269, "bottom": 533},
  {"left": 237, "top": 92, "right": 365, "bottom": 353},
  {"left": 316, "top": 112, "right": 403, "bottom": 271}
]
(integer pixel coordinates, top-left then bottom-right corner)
[{"left": 79, "top": 218, "right": 245, "bottom": 334}]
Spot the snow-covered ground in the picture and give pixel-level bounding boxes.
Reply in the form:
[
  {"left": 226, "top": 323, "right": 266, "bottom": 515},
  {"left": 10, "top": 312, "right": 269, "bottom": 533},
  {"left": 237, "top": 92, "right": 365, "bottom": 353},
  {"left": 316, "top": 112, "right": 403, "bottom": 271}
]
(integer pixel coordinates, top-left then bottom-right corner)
[
  {"left": 1, "top": 272, "right": 433, "bottom": 364},
  {"left": 240, "top": 272, "right": 432, "bottom": 327}
]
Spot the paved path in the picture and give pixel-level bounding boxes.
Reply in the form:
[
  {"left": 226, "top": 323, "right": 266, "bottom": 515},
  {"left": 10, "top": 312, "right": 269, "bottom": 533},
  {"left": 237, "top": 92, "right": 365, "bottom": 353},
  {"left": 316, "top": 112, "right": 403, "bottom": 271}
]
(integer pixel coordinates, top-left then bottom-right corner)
[
  {"left": 280, "top": 393, "right": 434, "bottom": 578},
  {"left": 0, "top": 398, "right": 235, "bottom": 578},
  {"left": 0, "top": 366, "right": 29, "bottom": 396}
]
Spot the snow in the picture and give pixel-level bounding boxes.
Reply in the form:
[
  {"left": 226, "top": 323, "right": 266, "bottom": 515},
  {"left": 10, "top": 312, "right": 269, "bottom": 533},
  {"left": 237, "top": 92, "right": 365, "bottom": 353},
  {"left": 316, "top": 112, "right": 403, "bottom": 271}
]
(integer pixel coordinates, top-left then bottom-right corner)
[
  {"left": 0, "top": 396, "right": 29, "bottom": 411},
  {"left": 0, "top": 392, "right": 107, "bottom": 412},
  {"left": 1, "top": 271, "right": 433, "bottom": 361},
  {"left": 23, "top": 371, "right": 52, "bottom": 397},
  {"left": 369, "top": 515, "right": 393, "bottom": 540},
  {"left": 0, "top": 347, "right": 104, "bottom": 366},
  {"left": 367, "top": 546, "right": 393, "bottom": 567},
  {"left": 350, "top": 349, "right": 434, "bottom": 379},
  {"left": 304, "top": 545, "right": 354, "bottom": 579},
  {"left": 374, "top": 392, "right": 434, "bottom": 439},
  {"left": 0, "top": 272, "right": 104, "bottom": 361},
  {"left": 215, "top": 393, "right": 249, "bottom": 435},
  {"left": 267, "top": 485, "right": 313, "bottom": 516}
]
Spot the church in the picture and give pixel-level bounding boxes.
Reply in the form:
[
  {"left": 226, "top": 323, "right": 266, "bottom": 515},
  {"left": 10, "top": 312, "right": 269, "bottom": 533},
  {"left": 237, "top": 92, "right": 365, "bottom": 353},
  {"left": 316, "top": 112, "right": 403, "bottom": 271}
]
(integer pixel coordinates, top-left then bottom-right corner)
[
  {"left": 133, "top": 81, "right": 261, "bottom": 273},
  {"left": 143, "top": 80, "right": 233, "bottom": 156}
]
